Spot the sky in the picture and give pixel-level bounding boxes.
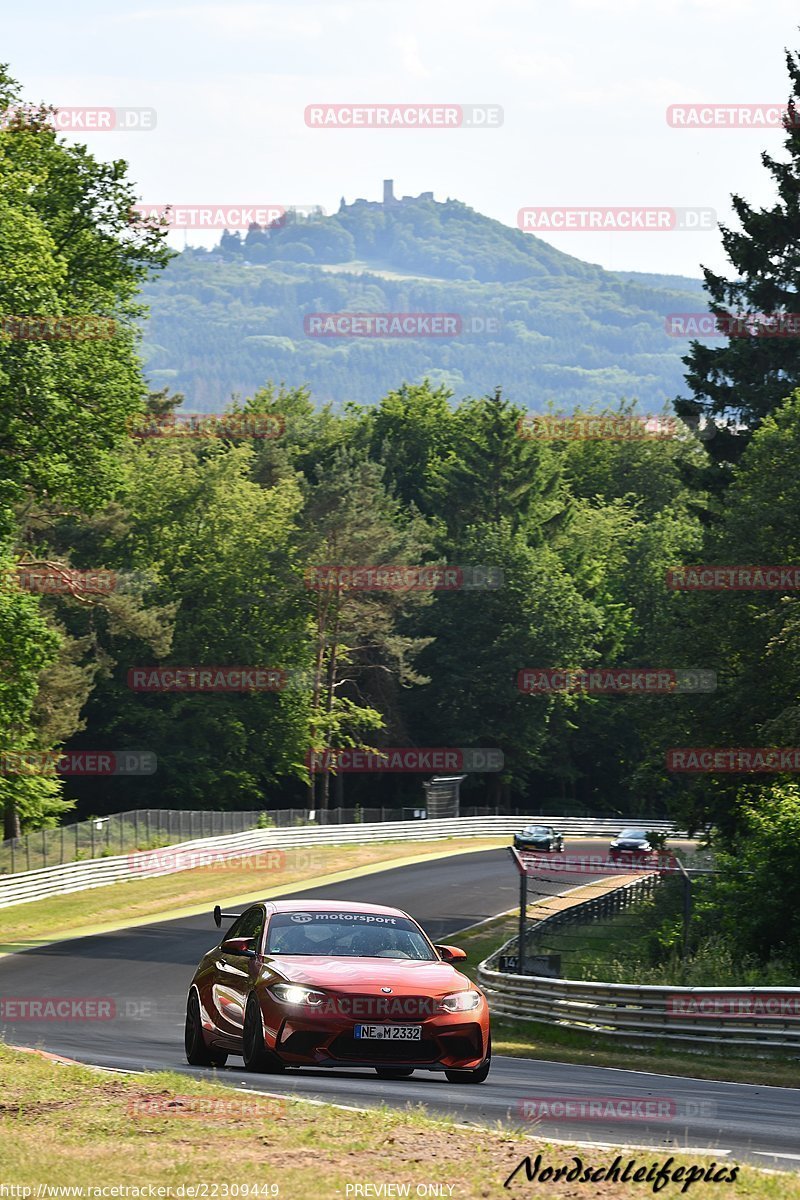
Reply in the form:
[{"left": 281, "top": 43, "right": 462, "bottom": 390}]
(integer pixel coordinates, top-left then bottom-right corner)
[{"left": 4, "top": 0, "right": 800, "bottom": 278}]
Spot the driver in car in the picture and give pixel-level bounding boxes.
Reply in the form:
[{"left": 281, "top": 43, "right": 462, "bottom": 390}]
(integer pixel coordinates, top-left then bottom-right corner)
[
  {"left": 271, "top": 922, "right": 335, "bottom": 955},
  {"left": 347, "top": 925, "right": 398, "bottom": 957}
]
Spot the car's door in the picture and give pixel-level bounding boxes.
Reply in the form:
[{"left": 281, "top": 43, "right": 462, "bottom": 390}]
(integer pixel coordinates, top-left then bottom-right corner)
[{"left": 210, "top": 904, "right": 265, "bottom": 1040}]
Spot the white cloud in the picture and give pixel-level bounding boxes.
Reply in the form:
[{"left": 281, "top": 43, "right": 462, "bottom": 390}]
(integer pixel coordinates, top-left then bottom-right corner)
[{"left": 391, "top": 33, "right": 431, "bottom": 80}]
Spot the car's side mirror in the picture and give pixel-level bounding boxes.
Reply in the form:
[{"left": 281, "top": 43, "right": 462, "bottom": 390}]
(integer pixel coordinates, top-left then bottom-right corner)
[
  {"left": 221, "top": 936, "right": 257, "bottom": 958},
  {"left": 435, "top": 944, "right": 467, "bottom": 962}
]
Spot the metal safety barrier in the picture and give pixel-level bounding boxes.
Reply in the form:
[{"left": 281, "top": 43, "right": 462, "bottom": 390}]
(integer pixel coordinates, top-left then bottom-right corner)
[
  {"left": 477, "top": 875, "right": 800, "bottom": 1050},
  {"left": 0, "top": 814, "right": 684, "bottom": 909}
]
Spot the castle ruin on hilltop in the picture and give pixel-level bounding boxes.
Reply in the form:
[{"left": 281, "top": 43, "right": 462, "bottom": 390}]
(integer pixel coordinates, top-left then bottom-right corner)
[{"left": 339, "top": 180, "right": 435, "bottom": 212}]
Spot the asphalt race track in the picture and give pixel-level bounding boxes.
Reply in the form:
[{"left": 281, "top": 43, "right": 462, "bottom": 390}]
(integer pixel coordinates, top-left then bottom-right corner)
[{"left": 1, "top": 843, "right": 799, "bottom": 1170}]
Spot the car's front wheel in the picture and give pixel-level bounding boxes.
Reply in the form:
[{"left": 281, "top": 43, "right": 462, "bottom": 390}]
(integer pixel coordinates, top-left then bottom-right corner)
[
  {"left": 243, "top": 994, "right": 285, "bottom": 1073},
  {"left": 185, "top": 991, "right": 228, "bottom": 1068},
  {"left": 444, "top": 1035, "right": 491, "bottom": 1085},
  {"left": 374, "top": 1067, "right": 415, "bottom": 1079}
]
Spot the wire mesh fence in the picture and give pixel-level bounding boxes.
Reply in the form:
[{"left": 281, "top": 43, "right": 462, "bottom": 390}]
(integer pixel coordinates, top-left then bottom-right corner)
[
  {"left": 0, "top": 809, "right": 263, "bottom": 875},
  {"left": 521, "top": 868, "right": 666, "bottom": 980},
  {"left": 505, "top": 842, "right": 719, "bottom": 982},
  {"left": 0, "top": 804, "right": 505, "bottom": 875}
]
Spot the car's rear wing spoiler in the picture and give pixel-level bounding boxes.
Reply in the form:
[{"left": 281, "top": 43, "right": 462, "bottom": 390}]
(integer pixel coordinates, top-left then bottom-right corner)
[{"left": 213, "top": 905, "right": 243, "bottom": 927}]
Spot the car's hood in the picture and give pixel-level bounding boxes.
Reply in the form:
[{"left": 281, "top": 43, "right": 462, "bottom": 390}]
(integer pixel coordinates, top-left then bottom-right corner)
[{"left": 262, "top": 955, "right": 471, "bottom": 993}]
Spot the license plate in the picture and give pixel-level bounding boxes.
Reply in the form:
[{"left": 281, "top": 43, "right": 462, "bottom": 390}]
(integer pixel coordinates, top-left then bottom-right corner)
[{"left": 354, "top": 1024, "right": 422, "bottom": 1041}]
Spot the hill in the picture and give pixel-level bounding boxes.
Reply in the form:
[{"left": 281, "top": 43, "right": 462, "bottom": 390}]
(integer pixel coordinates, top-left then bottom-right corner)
[{"left": 138, "top": 189, "right": 709, "bottom": 410}]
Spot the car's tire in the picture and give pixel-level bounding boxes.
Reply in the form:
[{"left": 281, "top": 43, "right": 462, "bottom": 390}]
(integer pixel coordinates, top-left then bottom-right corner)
[
  {"left": 374, "top": 1067, "right": 415, "bottom": 1079},
  {"left": 444, "top": 1035, "right": 491, "bottom": 1085},
  {"left": 243, "top": 994, "right": 285, "bottom": 1073},
  {"left": 185, "top": 991, "right": 228, "bottom": 1068}
]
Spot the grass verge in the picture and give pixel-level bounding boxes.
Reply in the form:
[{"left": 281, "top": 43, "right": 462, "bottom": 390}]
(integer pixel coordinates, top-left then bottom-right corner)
[
  {"left": 455, "top": 915, "right": 800, "bottom": 1089},
  {"left": 0, "top": 837, "right": 505, "bottom": 948},
  {"left": 0, "top": 1042, "right": 790, "bottom": 1198}
]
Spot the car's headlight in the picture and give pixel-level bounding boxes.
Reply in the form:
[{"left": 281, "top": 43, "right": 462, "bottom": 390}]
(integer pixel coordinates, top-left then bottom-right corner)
[
  {"left": 641, "top": 843, "right": 652, "bottom": 852},
  {"left": 439, "top": 989, "right": 482, "bottom": 1013},
  {"left": 270, "top": 983, "right": 325, "bottom": 1006}
]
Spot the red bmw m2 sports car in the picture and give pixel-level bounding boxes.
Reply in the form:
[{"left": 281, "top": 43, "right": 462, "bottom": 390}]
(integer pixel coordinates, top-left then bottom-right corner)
[{"left": 185, "top": 899, "right": 491, "bottom": 1083}]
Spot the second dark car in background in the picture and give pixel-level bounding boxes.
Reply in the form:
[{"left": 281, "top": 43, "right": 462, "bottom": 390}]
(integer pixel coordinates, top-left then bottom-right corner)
[{"left": 512, "top": 824, "right": 565, "bottom": 852}]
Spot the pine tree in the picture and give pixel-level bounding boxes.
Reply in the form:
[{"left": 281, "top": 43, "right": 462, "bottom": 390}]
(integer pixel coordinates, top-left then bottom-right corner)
[{"left": 676, "top": 47, "right": 800, "bottom": 462}]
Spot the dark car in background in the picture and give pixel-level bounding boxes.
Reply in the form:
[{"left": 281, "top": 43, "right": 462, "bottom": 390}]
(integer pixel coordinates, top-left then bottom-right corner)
[
  {"left": 609, "top": 827, "right": 653, "bottom": 859},
  {"left": 513, "top": 824, "right": 564, "bottom": 852}
]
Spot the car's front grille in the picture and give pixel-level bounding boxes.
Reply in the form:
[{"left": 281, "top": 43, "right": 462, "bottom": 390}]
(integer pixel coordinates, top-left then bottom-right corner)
[
  {"left": 329, "top": 994, "right": 440, "bottom": 1021},
  {"left": 329, "top": 1034, "right": 439, "bottom": 1063}
]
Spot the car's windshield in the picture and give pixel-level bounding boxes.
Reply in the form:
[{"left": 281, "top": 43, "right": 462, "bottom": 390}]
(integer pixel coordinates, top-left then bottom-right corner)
[
  {"left": 618, "top": 828, "right": 647, "bottom": 839},
  {"left": 526, "top": 826, "right": 552, "bottom": 835},
  {"left": 266, "top": 911, "right": 438, "bottom": 960}
]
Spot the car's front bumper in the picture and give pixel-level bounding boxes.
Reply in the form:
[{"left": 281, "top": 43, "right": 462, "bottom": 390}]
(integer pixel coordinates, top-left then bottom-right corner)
[{"left": 264, "top": 1005, "right": 490, "bottom": 1070}]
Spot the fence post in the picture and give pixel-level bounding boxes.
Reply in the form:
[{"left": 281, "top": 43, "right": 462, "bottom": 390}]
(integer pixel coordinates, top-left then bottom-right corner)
[
  {"left": 672, "top": 854, "right": 692, "bottom": 958},
  {"left": 517, "top": 869, "right": 528, "bottom": 975},
  {"left": 134, "top": 810, "right": 139, "bottom": 849},
  {"left": 42, "top": 828, "right": 47, "bottom": 867},
  {"left": 61, "top": 824, "right": 65, "bottom": 865}
]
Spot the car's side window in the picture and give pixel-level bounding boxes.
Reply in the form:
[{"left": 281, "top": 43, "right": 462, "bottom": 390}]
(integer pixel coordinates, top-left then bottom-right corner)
[{"left": 224, "top": 906, "right": 264, "bottom": 947}]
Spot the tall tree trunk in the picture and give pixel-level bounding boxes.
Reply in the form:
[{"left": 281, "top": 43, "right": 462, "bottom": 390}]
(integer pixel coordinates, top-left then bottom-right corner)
[
  {"left": 3, "top": 797, "right": 20, "bottom": 841},
  {"left": 308, "top": 588, "right": 329, "bottom": 818},
  {"left": 319, "top": 591, "right": 342, "bottom": 817}
]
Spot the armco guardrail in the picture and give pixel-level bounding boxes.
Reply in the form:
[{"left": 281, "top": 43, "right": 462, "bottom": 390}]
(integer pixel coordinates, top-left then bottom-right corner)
[
  {"left": 0, "top": 814, "right": 685, "bottom": 910},
  {"left": 478, "top": 876, "right": 800, "bottom": 1050},
  {"left": 0, "top": 808, "right": 265, "bottom": 875},
  {"left": 0, "top": 804, "right": 624, "bottom": 874}
]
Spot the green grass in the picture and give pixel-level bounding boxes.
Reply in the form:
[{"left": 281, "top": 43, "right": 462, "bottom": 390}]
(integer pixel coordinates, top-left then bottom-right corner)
[
  {"left": 1, "top": 1042, "right": 793, "bottom": 1199},
  {"left": 0, "top": 836, "right": 506, "bottom": 948}
]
